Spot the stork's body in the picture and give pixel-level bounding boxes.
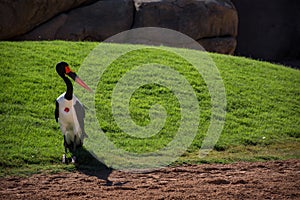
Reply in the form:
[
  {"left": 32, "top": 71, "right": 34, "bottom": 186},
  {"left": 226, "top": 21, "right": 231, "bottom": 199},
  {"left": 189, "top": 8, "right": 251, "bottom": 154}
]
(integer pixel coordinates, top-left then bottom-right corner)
[
  {"left": 55, "top": 62, "right": 91, "bottom": 163},
  {"left": 56, "top": 93, "right": 86, "bottom": 149}
]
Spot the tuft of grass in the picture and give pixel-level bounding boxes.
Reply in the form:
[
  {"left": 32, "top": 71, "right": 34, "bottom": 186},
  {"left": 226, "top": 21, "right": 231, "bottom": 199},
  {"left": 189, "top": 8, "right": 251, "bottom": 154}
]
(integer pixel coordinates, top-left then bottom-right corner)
[{"left": 0, "top": 41, "right": 299, "bottom": 176}]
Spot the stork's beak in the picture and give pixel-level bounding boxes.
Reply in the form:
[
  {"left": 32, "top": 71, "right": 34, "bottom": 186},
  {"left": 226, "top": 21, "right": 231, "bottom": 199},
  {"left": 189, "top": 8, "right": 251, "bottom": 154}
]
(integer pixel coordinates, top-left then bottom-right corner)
[
  {"left": 75, "top": 76, "right": 92, "bottom": 92},
  {"left": 66, "top": 70, "right": 92, "bottom": 92}
]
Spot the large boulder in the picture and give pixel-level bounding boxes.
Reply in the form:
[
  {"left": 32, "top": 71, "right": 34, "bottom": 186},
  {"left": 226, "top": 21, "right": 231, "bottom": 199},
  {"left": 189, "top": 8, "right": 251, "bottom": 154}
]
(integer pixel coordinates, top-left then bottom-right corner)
[
  {"left": 133, "top": 0, "right": 238, "bottom": 53},
  {"left": 14, "top": 0, "right": 134, "bottom": 41},
  {"left": 232, "top": 0, "right": 300, "bottom": 62},
  {"left": 133, "top": 0, "right": 237, "bottom": 39},
  {"left": 0, "top": 0, "right": 95, "bottom": 40},
  {"left": 198, "top": 37, "right": 237, "bottom": 55},
  {"left": 3, "top": 0, "right": 238, "bottom": 55}
]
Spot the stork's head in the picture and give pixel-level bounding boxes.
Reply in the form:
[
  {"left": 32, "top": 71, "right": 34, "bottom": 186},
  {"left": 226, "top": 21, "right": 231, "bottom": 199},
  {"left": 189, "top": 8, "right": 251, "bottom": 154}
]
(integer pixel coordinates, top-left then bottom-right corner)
[{"left": 56, "top": 62, "right": 92, "bottom": 92}]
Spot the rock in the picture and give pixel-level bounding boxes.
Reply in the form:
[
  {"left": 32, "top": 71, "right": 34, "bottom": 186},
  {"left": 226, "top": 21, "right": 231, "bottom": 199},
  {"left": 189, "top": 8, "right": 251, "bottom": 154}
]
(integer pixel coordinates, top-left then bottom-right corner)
[
  {"left": 14, "top": 14, "right": 69, "bottom": 40},
  {"left": 133, "top": 0, "right": 238, "bottom": 40},
  {"left": 6, "top": 0, "right": 238, "bottom": 55},
  {"left": 0, "top": 0, "right": 94, "bottom": 40},
  {"left": 232, "top": 0, "right": 300, "bottom": 61},
  {"left": 104, "top": 27, "right": 206, "bottom": 50},
  {"left": 14, "top": 0, "right": 134, "bottom": 41},
  {"left": 198, "top": 37, "right": 237, "bottom": 54}
]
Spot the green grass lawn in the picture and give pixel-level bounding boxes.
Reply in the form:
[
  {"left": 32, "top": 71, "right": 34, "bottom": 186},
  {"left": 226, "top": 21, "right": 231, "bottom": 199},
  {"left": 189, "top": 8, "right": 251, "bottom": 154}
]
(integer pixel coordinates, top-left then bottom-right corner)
[{"left": 0, "top": 41, "right": 299, "bottom": 176}]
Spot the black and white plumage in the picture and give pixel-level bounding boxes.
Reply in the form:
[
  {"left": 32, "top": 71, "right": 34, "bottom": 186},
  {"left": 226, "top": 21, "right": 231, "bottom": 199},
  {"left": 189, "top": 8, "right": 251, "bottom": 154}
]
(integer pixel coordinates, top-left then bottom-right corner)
[{"left": 55, "top": 62, "right": 92, "bottom": 163}]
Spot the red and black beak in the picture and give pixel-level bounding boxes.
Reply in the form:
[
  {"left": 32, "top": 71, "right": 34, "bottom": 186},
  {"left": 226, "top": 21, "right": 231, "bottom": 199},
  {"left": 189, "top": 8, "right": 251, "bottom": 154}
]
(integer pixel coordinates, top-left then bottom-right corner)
[{"left": 65, "top": 66, "right": 92, "bottom": 92}]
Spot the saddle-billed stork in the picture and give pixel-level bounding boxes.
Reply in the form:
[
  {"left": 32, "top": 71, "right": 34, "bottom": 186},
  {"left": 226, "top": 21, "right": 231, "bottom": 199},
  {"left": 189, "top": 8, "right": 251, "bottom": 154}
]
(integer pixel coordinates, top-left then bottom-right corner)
[{"left": 55, "top": 62, "right": 92, "bottom": 163}]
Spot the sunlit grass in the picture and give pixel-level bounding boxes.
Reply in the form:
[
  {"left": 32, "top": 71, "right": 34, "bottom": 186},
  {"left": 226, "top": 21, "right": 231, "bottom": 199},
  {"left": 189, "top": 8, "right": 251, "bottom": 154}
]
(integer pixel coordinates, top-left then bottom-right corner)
[{"left": 0, "top": 41, "right": 299, "bottom": 176}]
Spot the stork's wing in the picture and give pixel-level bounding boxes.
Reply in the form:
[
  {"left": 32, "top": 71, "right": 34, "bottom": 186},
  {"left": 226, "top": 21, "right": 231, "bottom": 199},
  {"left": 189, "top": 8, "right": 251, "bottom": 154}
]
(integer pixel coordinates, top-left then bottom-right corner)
[
  {"left": 55, "top": 100, "right": 59, "bottom": 123},
  {"left": 74, "top": 100, "right": 87, "bottom": 137}
]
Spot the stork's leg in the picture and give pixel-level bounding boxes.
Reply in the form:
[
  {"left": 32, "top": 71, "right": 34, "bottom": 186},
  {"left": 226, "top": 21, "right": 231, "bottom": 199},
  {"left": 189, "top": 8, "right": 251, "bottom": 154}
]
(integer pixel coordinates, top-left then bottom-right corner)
[
  {"left": 62, "top": 154, "right": 67, "bottom": 164},
  {"left": 71, "top": 156, "right": 76, "bottom": 164},
  {"left": 71, "top": 135, "right": 77, "bottom": 164},
  {"left": 62, "top": 135, "right": 68, "bottom": 164}
]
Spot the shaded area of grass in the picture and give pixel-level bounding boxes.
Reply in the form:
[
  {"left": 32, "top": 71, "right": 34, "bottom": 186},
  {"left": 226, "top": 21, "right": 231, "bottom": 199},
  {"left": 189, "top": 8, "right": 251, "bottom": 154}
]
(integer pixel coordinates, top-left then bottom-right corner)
[{"left": 0, "top": 41, "right": 299, "bottom": 176}]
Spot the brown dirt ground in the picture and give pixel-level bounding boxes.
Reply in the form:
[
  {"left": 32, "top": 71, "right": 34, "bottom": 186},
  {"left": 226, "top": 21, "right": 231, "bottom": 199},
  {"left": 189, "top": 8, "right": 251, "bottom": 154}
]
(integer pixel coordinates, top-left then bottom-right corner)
[{"left": 0, "top": 159, "right": 299, "bottom": 200}]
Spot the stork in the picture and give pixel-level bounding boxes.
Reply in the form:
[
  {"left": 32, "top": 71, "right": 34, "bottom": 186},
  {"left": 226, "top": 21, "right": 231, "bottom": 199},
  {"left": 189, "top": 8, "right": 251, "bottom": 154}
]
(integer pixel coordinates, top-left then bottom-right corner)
[{"left": 55, "top": 62, "right": 92, "bottom": 164}]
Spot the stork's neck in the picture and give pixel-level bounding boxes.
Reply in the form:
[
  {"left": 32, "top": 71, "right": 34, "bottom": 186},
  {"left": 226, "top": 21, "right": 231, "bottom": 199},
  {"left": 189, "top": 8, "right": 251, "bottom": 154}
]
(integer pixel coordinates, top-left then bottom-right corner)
[{"left": 62, "top": 76, "right": 73, "bottom": 100}]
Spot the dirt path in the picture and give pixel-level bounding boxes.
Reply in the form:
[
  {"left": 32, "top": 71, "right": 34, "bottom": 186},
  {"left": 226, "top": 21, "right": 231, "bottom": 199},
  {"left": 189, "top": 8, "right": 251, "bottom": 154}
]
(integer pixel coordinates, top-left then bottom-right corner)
[{"left": 1, "top": 159, "right": 299, "bottom": 199}]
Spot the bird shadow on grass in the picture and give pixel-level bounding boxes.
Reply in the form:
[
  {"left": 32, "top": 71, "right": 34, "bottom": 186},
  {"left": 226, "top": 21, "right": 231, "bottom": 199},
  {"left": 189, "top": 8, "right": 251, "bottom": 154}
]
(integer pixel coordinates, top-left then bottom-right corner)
[{"left": 72, "top": 147, "right": 114, "bottom": 186}]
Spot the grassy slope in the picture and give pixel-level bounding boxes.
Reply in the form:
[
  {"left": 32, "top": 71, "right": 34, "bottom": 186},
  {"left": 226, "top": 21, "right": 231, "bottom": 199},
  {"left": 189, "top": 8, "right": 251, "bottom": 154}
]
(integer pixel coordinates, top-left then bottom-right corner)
[{"left": 0, "top": 41, "right": 299, "bottom": 176}]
